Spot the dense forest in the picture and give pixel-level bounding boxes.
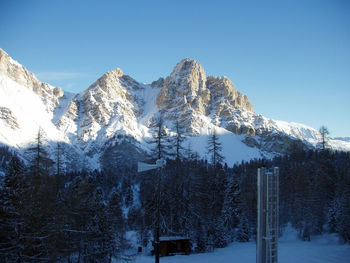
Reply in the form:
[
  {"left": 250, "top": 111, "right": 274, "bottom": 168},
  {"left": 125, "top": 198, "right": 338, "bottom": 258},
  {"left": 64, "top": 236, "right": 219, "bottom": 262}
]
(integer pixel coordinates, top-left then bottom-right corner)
[{"left": 0, "top": 131, "right": 350, "bottom": 262}]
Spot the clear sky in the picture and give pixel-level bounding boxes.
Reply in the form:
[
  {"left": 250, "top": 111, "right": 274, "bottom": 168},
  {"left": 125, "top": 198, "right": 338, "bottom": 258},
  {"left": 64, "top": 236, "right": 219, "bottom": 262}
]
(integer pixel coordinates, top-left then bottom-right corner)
[{"left": 1, "top": 0, "right": 349, "bottom": 137}]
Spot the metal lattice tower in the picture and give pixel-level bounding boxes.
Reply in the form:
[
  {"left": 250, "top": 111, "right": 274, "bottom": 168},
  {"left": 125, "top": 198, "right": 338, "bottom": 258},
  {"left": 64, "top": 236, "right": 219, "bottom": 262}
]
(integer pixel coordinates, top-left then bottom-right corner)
[{"left": 257, "top": 167, "right": 279, "bottom": 263}]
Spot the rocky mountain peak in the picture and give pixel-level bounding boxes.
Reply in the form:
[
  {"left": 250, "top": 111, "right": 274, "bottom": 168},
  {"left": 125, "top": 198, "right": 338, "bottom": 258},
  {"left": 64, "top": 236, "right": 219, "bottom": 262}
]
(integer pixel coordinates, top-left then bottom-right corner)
[
  {"left": 0, "top": 48, "right": 36, "bottom": 88},
  {"left": 78, "top": 67, "right": 144, "bottom": 143},
  {"left": 92, "top": 68, "right": 124, "bottom": 89},
  {"left": 167, "top": 58, "right": 207, "bottom": 97},
  {"left": 0, "top": 49, "right": 63, "bottom": 113},
  {"left": 157, "top": 58, "right": 209, "bottom": 116},
  {"left": 0, "top": 48, "right": 10, "bottom": 64},
  {"left": 0, "top": 48, "right": 13, "bottom": 65},
  {"left": 156, "top": 58, "right": 254, "bottom": 134},
  {"left": 169, "top": 58, "right": 206, "bottom": 85},
  {"left": 86, "top": 67, "right": 141, "bottom": 101},
  {"left": 109, "top": 68, "right": 124, "bottom": 78}
]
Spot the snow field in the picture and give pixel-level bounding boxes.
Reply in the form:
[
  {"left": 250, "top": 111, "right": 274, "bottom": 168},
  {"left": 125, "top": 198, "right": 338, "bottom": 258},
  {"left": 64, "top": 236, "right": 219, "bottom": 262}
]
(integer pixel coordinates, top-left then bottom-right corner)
[
  {"left": 129, "top": 227, "right": 350, "bottom": 263},
  {"left": 132, "top": 237, "right": 350, "bottom": 263}
]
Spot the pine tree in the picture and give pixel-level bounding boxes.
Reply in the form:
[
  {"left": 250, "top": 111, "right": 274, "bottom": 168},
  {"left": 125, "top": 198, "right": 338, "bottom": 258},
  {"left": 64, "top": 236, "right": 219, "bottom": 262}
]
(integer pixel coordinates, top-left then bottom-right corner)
[
  {"left": 0, "top": 156, "right": 26, "bottom": 262},
  {"left": 207, "top": 128, "right": 224, "bottom": 167},
  {"left": 327, "top": 198, "right": 340, "bottom": 233},
  {"left": 62, "top": 175, "right": 95, "bottom": 261},
  {"left": 174, "top": 119, "right": 186, "bottom": 161},
  {"left": 318, "top": 125, "right": 330, "bottom": 151},
  {"left": 55, "top": 142, "right": 64, "bottom": 176},
  {"left": 26, "top": 128, "right": 54, "bottom": 178},
  {"left": 336, "top": 173, "right": 350, "bottom": 243},
  {"left": 190, "top": 162, "right": 213, "bottom": 251},
  {"left": 293, "top": 166, "right": 312, "bottom": 241},
  {"left": 0, "top": 135, "right": 62, "bottom": 262},
  {"left": 236, "top": 215, "right": 250, "bottom": 242},
  {"left": 87, "top": 186, "right": 110, "bottom": 262},
  {"left": 107, "top": 187, "right": 125, "bottom": 261},
  {"left": 220, "top": 175, "right": 241, "bottom": 244},
  {"left": 148, "top": 115, "right": 172, "bottom": 160}
]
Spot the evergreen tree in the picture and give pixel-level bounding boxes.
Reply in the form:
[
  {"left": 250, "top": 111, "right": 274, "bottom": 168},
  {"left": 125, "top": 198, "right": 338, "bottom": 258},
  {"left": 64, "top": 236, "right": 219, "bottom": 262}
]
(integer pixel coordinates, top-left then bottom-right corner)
[
  {"left": 318, "top": 125, "right": 330, "bottom": 151},
  {"left": 55, "top": 142, "right": 64, "bottom": 176},
  {"left": 174, "top": 119, "right": 186, "bottom": 161},
  {"left": 190, "top": 162, "right": 212, "bottom": 251},
  {"left": 236, "top": 215, "right": 250, "bottom": 242},
  {"left": 220, "top": 175, "right": 241, "bottom": 244},
  {"left": 86, "top": 186, "right": 110, "bottom": 262},
  {"left": 207, "top": 128, "right": 224, "bottom": 167},
  {"left": 327, "top": 198, "right": 340, "bottom": 233},
  {"left": 335, "top": 171, "right": 350, "bottom": 243},
  {"left": 0, "top": 156, "right": 26, "bottom": 262},
  {"left": 148, "top": 115, "right": 172, "bottom": 159},
  {"left": 26, "top": 128, "right": 54, "bottom": 178},
  {"left": 107, "top": 187, "right": 125, "bottom": 261}
]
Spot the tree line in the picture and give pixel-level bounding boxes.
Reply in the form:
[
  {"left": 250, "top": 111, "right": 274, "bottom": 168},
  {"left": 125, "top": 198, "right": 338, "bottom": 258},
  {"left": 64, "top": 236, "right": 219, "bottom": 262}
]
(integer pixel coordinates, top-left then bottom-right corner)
[{"left": 0, "top": 122, "right": 349, "bottom": 262}]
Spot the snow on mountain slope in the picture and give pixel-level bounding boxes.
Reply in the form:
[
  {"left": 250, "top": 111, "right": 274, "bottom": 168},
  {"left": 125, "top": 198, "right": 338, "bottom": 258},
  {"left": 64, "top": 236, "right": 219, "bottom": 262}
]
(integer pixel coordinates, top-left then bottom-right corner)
[
  {"left": 187, "top": 126, "right": 262, "bottom": 165},
  {"left": 56, "top": 68, "right": 159, "bottom": 154},
  {"left": 52, "top": 91, "right": 75, "bottom": 124},
  {"left": 0, "top": 48, "right": 349, "bottom": 171},
  {"left": 0, "top": 75, "right": 65, "bottom": 147},
  {"left": 334, "top": 137, "right": 350, "bottom": 142},
  {"left": 327, "top": 138, "right": 350, "bottom": 152},
  {"left": 0, "top": 48, "right": 64, "bottom": 114}
]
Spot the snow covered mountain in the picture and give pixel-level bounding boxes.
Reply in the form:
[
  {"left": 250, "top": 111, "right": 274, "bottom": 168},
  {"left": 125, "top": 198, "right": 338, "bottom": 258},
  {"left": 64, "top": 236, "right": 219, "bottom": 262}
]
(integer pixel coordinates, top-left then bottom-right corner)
[
  {"left": 334, "top": 137, "right": 350, "bottom": 143},
  {"left": 0, "top": 48, "right": 349, "bottom": 170}
]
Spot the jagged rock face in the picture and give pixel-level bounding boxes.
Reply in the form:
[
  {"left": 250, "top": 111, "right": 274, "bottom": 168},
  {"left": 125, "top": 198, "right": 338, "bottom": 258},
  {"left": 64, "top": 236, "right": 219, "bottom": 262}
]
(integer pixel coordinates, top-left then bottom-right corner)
[
  {"left": 156, "top": 58, "right": 254, "bottom": 134},
  {"left": 207, "top": 76, "right": 254, "bottom": 114},
  {"left": 0, "top": 106, "right": 19, "bottom": 129},
  {"left": 66, "top": 68, "right": 145, "bottom": 143},
  {"left": 207, "top": 76, "right": 255, "bottom": 135},
  {"left": 151, "top": 77, "right": 164, "bottom": 88},
  {"left": 157, "top": 59, "right": 210, "bottom": 115},
  {"left": 156, "top": 59, "right": 212, "bottom": 133},
  {"left": 0, "top": 48, "right": 64, "bottom": 113}
]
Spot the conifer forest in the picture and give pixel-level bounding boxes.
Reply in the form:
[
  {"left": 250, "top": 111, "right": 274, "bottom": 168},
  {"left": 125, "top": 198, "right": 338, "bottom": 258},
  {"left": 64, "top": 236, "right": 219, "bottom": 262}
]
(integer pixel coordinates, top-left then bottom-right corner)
[{"left": 0, "top": 136, "right": 350, "bottom": 262}]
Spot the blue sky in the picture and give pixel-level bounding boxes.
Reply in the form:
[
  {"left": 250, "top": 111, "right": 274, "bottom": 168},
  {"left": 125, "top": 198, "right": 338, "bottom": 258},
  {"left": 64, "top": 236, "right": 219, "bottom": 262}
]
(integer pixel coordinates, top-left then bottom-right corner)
[{"left": 1, "top": 0, "right": 349, "bottom": 137}]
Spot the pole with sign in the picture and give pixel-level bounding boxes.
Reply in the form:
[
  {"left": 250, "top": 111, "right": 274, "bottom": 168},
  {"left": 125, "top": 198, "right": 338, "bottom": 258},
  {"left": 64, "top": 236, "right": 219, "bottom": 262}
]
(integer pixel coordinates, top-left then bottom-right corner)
[{"left": 138, "top": 159, "right": 166, "bottom": 263}]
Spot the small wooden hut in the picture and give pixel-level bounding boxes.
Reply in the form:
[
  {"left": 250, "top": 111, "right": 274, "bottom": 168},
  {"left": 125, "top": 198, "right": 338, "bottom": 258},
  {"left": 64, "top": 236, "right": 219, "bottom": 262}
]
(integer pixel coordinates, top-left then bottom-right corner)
[{"left": 152, "top": 236, "right": 191, "bottom": 257}]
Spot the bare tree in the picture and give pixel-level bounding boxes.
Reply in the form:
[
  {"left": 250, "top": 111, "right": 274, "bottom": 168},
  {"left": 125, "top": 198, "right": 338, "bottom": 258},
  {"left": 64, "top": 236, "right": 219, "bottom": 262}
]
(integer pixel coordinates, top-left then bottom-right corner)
[
  {"left": 174, "top": 119, "right": 186, "bottom": 161},
  {"left": 56, "top": 142, "right": 61, "bottom": 177},
  {"left": 27, "top": 128, "right": 53, "bottom": 177},
  {"left": 319, "top": 125, "right": 330, "bottom": 151},
  {"left": 207, "top": 128, "right": 224, "bottom": 167},
  {"left": 148, "top": 115, "right": 172, "bottom": 159}
]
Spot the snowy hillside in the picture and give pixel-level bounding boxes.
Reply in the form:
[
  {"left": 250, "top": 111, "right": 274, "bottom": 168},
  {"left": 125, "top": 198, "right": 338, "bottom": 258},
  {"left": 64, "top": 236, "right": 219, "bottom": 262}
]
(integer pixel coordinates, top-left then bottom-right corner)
[
  {"left": 0, "top": 75, "right": 66, "bottom": 147},
  {"left": 0, "top": 48, "right": 349, "bottom": 169}
]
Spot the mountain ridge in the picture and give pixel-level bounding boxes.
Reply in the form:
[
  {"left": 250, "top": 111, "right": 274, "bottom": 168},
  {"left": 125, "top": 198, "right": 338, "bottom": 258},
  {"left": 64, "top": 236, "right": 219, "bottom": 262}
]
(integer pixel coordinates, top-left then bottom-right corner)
[{"left": 0, "top": 48, "right": 349, "bottom": 170}]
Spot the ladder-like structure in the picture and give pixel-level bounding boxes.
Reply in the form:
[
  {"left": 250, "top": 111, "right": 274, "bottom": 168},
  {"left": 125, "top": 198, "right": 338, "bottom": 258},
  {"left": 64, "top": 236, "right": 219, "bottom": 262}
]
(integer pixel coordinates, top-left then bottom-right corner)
[{"left": 257, "top": 167, "right": 279, "bottom": 263}]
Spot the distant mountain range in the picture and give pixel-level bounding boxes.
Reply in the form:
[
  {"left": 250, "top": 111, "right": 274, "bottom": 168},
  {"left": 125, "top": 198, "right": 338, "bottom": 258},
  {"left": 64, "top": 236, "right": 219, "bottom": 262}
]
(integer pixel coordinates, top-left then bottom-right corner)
[
  {"left": 334, "top": 137, "right": 350, "bottom": 143},
  {"left": 1, "top": 48, "right": 349, "bottom": 171}
]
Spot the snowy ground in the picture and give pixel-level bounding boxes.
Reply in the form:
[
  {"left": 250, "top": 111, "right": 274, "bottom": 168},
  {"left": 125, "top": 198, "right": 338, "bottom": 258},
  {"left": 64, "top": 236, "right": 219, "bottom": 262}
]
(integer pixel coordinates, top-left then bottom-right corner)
[{"left": 129, "top": 229, "right": 350, "bottom": 263}]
